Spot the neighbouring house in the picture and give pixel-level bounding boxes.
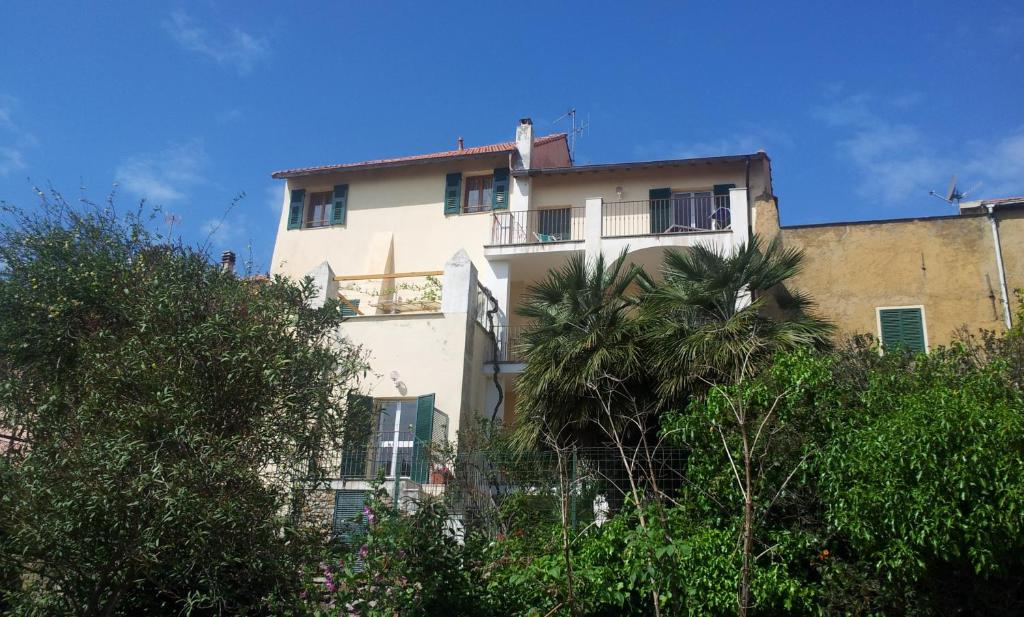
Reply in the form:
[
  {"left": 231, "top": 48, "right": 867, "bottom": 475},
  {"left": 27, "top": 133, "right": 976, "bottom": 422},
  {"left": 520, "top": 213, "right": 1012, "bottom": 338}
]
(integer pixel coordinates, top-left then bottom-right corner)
[
  {"left": 267, "top": 118, "right": 1020, "bottom": 517},
  {"left": 764, "top": 196, "right": 1023, "bottom": 353}
]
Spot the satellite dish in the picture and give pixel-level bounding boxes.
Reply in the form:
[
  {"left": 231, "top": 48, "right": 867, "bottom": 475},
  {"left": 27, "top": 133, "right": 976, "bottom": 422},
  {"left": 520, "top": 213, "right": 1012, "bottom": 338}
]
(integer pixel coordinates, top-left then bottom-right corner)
[
  {"left": 944, "top": 175, "right": 958, "bottom": 202},
  {"left": 930, "top": 174, "right": 982, "bottom": 207}
]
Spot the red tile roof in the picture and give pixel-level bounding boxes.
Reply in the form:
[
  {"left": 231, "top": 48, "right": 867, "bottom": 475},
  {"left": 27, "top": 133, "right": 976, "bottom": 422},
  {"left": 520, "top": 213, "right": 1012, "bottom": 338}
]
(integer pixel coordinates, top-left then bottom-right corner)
[{"left": 272, "top": 133, "right": 567, "bottom": 179}]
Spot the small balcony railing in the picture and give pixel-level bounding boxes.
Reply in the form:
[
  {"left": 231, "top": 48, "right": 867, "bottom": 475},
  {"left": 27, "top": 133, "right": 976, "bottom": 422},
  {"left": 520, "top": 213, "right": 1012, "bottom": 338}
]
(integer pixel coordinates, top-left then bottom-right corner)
[
  {"left": 489, "top": 207, "right": 585, "bottom": 246},
  {"left": 334, "top": 271, "right": 444, "bottom": 315},
  {"left": 602, "top": 194, "right": 731, "bottom": 238},
  {"left": 329, "top": 430, "right": 449, "bottom": 484},
  {"left": 490, "top": 325, "right": 525, "bottom": 363}
]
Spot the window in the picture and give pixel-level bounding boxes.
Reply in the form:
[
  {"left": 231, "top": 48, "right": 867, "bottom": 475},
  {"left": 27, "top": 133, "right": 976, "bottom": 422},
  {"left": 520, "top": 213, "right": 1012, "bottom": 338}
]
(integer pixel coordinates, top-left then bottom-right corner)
[
  {"left": 333, "top": 489, "right": 368, "bottom": 542},
  {"left": 305, "top": 191, "right": 332, "bottom": 228},
  {"left": 375, "top": 400, "right": 418, "bottom": 478},
  {"left": 463, "top": 175, "right": 494, "bottom": 213},
  {"left": 878, "top": 307, "right": 927, "bottom": 354}
]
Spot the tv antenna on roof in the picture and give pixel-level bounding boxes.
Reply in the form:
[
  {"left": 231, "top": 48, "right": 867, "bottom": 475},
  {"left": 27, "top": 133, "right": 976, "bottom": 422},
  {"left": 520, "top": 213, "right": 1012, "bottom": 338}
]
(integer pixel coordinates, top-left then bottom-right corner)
[
  {"left": 929, "top": 174, "right": 982, "bottom": 207},
  {"left": 552, "top": 107, "right": 589, "bottom": 162}
]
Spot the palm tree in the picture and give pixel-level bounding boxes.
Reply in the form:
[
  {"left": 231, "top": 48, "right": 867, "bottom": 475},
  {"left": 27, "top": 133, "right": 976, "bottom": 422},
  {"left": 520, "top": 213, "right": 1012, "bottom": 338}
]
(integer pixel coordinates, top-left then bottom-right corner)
[
  {"left": 643, "top": 234, "right": 832, "bottom": 400},
  {"left": 511, "top": 249, "right": 651, "bottom": 451}
]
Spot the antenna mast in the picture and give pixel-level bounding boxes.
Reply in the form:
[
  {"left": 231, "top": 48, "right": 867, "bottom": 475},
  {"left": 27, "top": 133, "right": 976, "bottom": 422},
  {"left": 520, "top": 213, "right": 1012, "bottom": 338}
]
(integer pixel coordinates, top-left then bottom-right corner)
[{"left": 553, "top": 107, "right": 590, "bottom": 161}]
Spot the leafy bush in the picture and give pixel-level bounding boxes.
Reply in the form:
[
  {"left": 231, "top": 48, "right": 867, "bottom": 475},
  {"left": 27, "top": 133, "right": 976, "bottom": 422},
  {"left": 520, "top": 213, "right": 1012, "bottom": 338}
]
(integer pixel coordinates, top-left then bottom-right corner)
[
  {"left": 296, "top": 485, "right": 475, "bottom": 617},
  {"left": 0, "top": 198, "right": 366, "bottom": 615}
]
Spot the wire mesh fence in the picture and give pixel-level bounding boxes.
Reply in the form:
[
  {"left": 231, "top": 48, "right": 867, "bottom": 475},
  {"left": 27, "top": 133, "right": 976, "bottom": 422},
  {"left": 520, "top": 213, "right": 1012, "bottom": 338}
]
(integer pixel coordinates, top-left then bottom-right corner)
[{"left": 296, "top": 442, "right": 689, "bottom": 543}]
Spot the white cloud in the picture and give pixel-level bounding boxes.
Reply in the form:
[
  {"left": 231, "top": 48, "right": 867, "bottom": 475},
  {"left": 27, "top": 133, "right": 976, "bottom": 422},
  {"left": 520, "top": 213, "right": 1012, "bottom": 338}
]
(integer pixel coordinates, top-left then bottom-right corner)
[
  {"left": 266, "top": 184, "right": 285, "bottom": 213},
  {"left": 115, "top": 140, "right": 208, "bottom": 203},
  {"left": 814, "top": 95, "right": 949, "bottom": 203},
  {"left": 0, "top": 95, "right": 36, "bottom": 177},
  {"left": 0, "top": 146, "right": 25, "bottom": 176},
  {"left": 201, "top": 216, "right": 243, "bottom": 246},
  {"left": 216, "top": 108, "right": 244, "bottom": 124},
  {"left": 817, "top": 94, "right": 1024, "bottom": 204},
  {"left": 634, "top": 128, "right": 791, "bottom": 161},
  {"left": 165, "top": 11, "right": 268, "bottom": 74},
  {"left": 964, "top": 130, "right": 1024, "bottom": 197}
]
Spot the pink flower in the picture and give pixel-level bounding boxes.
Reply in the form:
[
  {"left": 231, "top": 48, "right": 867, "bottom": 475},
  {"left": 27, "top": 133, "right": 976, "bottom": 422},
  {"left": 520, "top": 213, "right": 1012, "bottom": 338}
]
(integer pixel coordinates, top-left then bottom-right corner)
[
  {"left": 363, "top": 505, "right": 375, "bottom": 524},
  {"left": 358, "top": 544, "right": 369, "bottom": 559}
]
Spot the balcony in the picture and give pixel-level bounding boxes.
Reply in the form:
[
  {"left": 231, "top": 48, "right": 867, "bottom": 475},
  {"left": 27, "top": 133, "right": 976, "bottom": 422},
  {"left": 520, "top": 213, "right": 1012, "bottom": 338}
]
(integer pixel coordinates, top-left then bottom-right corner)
[
  {"left": 490, "top": 324, "right": 525, "bottom": 363},
  {"left": 602, "top": 194, "right": 731, "bottom": 238},
  {"left": 483, "top": 190, "right": 744, "bottom": 262},
  {"left": 334, "top": 271, "right": 444, "bottom": 315},
  {"left": 488, "top": 207, "right": 585, "bottom": 247}
]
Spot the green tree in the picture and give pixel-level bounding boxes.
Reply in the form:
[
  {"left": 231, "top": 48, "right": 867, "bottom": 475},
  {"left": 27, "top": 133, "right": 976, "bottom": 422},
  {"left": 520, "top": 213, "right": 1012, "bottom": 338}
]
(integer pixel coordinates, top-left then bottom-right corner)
[
  {"left": 512, "top": 249, "right": 651, "bottom": 450},
  {"left": 643, "top": 235, "right": 832, "bottom": 401},
  {"left": 0, "top": 196, "right": 366, "bottom": 616},
  {"left": 818, "top": 343, "right": 1024, "bottom": 614}
]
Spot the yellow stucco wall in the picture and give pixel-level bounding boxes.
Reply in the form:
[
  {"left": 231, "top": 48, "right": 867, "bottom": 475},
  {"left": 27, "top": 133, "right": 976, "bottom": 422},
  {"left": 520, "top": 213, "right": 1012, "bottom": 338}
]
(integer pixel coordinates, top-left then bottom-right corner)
[
  {"left": 530, "top": 165, "right": 764, "bottom": 210},
  {"left": 269, "top": 154, "right": 771, "bottom": 438},
  {"left": 338, "top": 313, "right": 478, "bottom": 437},
  {"left": 780, "top": 213, "right": 1014, "bottom": 347},
  {"left": 270, "top": 155, "right": 511, "bottom": 282}
]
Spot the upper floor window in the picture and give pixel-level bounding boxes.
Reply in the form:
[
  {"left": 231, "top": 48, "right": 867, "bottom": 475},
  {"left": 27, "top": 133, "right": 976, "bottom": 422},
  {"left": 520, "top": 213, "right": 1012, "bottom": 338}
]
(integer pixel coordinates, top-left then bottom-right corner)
[
  {"left": 287, "top": 186, "right": 348, "bottom": 230},
  {"left": 306, "top": 191, "right": 333, "bottom": 228},
  {"left": 464, "top": 175, "right": 494, "bottom": 213}
]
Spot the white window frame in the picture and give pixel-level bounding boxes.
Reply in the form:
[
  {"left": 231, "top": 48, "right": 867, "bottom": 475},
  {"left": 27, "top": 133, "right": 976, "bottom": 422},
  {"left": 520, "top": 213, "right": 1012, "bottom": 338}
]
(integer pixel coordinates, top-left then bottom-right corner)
[
  {"left": 375, "top": 398, "right": 417, "bottom": 479},
  {"left": 875, "top": 305, "right": 929, "bottom": 354}
]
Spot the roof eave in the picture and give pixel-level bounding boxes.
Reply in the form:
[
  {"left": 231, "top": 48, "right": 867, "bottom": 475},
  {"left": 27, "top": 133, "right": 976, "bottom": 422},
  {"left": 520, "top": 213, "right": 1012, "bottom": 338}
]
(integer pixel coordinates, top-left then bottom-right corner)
[
  {"left": 512, "top": 152, "right": 769, "bottom": 177},
  {"left": 271, "top": 148, "right": 514, "bottom": 179}
]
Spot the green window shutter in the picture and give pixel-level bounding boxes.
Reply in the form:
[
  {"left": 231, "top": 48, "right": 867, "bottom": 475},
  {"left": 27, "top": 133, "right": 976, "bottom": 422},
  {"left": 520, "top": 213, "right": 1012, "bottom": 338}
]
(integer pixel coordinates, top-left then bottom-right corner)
[
  {"left": 412, "top": 394, "right": 435, "bottom": 483},
  {"left": 332, "top": 489, "right": 368, "bottom": 543},
  {"left": 331, "top": 184, "right": 349, "bottom": 225},
  {"left": 649, "top": 188, "right": 671, "bottom": 234},
  {"left": 341, "top": 394, "right": 374, "bottom": 478},
  {"left": 492, "top": 168, "right": 510, "bottom": 210},
  {"left": 340, "top": 298, "right": 360, "bottom": 317},
  {"left": 288, "top": 189, "right": 306, "bottom": 230},
  {"left": 879, "top": 308, "right": 926, "bottom": 354},
  {"left": 444, "top": 173, "right": 462, "bottom": 215}
]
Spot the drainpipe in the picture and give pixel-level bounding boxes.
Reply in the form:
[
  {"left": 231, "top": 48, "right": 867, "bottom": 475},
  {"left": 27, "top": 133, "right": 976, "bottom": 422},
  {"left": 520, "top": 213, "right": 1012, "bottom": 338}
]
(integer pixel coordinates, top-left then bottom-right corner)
[{"left": 986, "top": 204, "right": 1013, "bottom": 330}]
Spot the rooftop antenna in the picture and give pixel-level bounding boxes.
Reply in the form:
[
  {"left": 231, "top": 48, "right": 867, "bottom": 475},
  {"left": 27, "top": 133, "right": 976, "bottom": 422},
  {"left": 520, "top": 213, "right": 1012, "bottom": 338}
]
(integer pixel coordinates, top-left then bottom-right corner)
[
  {"left": 929, "top": 174, "right": 982, "bottom": 207},
  {"left": 552, "top": 107, "right": 590, "bottom": 161}
]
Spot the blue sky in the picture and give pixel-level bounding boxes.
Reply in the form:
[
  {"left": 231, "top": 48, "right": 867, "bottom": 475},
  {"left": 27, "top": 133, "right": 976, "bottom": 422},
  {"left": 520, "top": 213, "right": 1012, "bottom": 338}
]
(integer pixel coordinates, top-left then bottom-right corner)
[{"left": 1, "top": 1, "right": 1022, "bottom": 271}]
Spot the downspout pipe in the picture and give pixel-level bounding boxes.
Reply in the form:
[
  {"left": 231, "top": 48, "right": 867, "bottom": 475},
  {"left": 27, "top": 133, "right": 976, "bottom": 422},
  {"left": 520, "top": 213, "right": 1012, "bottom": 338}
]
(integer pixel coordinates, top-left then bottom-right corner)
[{"left": 986, "top": 204, "right": 1013, "bottom": 330}]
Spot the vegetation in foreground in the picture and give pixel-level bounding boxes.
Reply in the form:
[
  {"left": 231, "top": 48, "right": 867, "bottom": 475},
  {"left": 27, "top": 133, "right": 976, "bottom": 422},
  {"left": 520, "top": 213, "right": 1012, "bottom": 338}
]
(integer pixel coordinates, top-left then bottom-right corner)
[
  {"left": 1, "top": 197, "right": 1022, "bottom": 616},
  {"left": 0, "top": 196, "right": 366, "bottom": 615}
]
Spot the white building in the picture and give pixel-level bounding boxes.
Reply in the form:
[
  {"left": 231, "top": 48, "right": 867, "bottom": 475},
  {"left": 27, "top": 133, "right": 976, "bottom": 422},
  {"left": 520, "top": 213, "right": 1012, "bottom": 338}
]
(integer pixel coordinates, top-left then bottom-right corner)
[{"left": 269, "top": 118, "right": 775, "bottom": 494}]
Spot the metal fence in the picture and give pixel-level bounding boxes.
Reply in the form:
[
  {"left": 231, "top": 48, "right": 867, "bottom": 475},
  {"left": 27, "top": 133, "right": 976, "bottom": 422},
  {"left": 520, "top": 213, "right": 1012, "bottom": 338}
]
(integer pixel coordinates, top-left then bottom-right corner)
[
  {"left": 491, "top": 325, "right": 525, "bottom": 363},
  {"left": 302, "top": 443, "right": 690, "bottom": 541},
  {"left": 489, "top": 207, "right": 586, "bottom": 246},
  {"left": 602, "top": 194, "right": 731, "bottom": 237}
]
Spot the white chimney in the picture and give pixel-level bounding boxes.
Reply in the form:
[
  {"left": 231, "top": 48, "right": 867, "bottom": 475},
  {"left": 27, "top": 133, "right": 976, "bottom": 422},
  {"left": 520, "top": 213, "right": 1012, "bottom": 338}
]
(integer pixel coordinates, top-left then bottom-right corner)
[{"left": 515, "top": 118, "right": 533, "bottom": 170}]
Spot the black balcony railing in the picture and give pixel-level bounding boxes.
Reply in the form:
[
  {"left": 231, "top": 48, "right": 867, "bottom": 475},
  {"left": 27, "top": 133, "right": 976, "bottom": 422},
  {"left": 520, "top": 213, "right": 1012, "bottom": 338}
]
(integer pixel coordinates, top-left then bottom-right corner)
[
  {"left": 602, "top": 194, "right": 731, "bottom": 238},
  {"left": 491, "top": 325, "right": 525, "bottom": 363},
  {"left": 326, "top": 430, "right": 448, "bottom": 484},
  {"left": 489, "top": 207, "right": 585, "bottom": 246}
]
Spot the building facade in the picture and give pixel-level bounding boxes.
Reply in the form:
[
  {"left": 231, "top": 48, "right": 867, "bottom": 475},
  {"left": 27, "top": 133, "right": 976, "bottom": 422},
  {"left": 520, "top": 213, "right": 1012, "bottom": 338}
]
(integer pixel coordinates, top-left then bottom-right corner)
[
  {"left": 763, "top": 197, "right": 1023, "bottom": 352},
  {"left": 269, "top": 119, "right": 773, "bottom": 490},
  {"left": 268, "top": 118, "right": 1020, "bottom": 500}
]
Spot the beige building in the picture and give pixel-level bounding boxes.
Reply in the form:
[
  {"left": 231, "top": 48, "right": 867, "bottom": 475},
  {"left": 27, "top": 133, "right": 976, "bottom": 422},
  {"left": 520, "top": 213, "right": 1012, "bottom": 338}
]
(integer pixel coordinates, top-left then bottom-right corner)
[
  {"left": 269, "top": 118, "right": 772, "bottom": 495},
  {"left": 765, "top": 196, "right": 1022, "bottom": 351},
  {"left": 269, "top": 118, "right": 1019, "bottom": 505}
]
